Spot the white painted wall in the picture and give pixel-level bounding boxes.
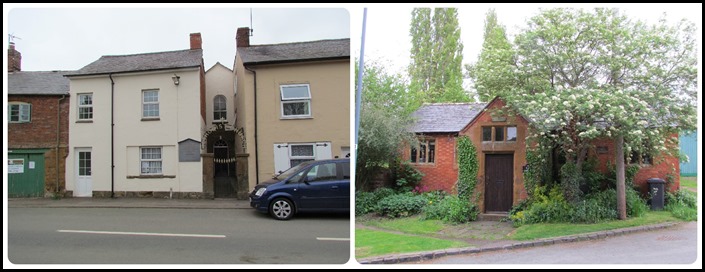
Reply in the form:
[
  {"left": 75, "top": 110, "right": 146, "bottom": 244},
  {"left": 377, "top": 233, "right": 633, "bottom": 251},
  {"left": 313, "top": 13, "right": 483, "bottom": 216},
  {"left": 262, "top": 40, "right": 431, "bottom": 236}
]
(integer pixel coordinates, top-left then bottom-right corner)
[{"left": 66, "top": 68, "right": 203, "bottom": 195}]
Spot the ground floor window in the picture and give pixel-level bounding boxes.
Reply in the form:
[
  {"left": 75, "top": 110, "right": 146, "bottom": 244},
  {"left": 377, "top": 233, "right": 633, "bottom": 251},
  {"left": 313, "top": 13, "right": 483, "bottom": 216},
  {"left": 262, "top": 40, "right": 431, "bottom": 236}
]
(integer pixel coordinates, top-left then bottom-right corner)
[
  {"left": 140, "top": 147, "right": 162, "bottom": 174},
  {"left": 411, "top": 138, "right": 435, "bottom": 164},
  {"left": 273, "top": 142, "right": 332, "bottom": 174}
]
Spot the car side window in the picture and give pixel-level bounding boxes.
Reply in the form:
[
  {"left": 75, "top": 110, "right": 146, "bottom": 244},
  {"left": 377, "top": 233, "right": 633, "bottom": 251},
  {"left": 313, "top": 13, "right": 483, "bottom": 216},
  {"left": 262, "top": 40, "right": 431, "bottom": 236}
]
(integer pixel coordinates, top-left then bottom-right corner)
[
  {"left": 287, "top": 169, "right": 306, "bottom": 183},
  {"left": 340, "top": 162, "right": 350, "bottom": 179},
  {"left": 305, "top": 163, "right": 338, "bottom": 183}
]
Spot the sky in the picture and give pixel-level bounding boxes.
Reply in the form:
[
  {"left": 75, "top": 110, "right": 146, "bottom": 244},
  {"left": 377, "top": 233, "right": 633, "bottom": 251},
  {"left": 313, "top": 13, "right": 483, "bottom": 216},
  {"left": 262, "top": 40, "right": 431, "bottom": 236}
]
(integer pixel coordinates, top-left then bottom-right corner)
[{"left": 4, "top": 4, "right": 350, "bottom": 71}]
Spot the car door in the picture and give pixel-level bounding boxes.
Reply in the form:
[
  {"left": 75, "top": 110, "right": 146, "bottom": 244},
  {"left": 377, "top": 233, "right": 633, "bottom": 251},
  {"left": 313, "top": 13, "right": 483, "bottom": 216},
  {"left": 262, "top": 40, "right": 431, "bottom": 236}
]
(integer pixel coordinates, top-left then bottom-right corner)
[
  {"left": 296, "top": 162, "right": 340, "bottom": 210},
  {"left": 334, "top": 161, "right": 351, "bottom": 210}
]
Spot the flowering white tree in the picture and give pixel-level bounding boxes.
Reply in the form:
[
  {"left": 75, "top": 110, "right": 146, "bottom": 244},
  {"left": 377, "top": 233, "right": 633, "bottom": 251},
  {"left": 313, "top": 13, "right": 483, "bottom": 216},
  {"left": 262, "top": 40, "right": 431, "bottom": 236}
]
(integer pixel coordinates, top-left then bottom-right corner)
[{"left": 477, "top": 8, "right": 697, "bottom": 219}]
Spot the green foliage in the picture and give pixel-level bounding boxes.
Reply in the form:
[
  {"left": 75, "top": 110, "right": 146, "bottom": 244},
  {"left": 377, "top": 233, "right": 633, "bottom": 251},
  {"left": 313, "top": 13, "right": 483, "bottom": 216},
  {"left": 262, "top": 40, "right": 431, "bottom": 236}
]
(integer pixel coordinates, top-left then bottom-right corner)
[
  {"left": 409, "top": 8, "right": 471, "bottom": 103},
  {"left": 355, "top": 188, "right": 398, "bottom": 216},
  {"left": 355, "top": 59, "right": 419, "bottom": 191},
  {"left": 559, "top": 162, "right": 584, "bottom": 203},
  {"left": 376, "top": 192, "right": 427, "bottom": 218},
  {"left": 582, "top": 157, "right": 607, "bottom": 194},
  {"left": 422, "top": 195, "right": 479, "bottom": 224},
  {"left": 666, "top": 189, "right": 697, "bottom": 209},
  {"left": 524, "top": 141, "right": 553, "bottom": 199},
  {"left": 456, "top": 136, "right": 478, "bottom": 199},
  {"left": 606, "top": 162, "right": 641, "bottom": 190},
  {"left": 467, "top": 8, "right": 515, "bottom": 102},
  {"left": 510, "top": 186, "right": 573, "bottom": 227},
  {"left": 392, "top": 160, "right": 424, "bottom": 192}
]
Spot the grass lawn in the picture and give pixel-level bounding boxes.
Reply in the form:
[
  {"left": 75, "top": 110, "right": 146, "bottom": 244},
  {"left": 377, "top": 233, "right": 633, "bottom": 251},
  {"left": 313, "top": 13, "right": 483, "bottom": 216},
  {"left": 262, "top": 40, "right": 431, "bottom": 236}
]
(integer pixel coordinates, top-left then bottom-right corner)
[
  {"left": 680, "top": 176, "right": 697, "bottom": 190},
  {"left": 355, "top": 229, "right": 468, "bottom": 259},
  {"left": 509, "top": 211, "right": 682, "bottom": 240},
  {"left": 362, "top": 216, "right": 445, "bottom": 235}
]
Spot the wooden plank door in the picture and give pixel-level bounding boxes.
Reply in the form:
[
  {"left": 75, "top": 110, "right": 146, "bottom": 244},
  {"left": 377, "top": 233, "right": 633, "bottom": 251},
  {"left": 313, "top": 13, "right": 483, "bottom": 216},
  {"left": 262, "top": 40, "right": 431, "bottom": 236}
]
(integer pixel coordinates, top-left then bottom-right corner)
[{"left": 485, "top": 154, "right": 514, "bottom": 212}]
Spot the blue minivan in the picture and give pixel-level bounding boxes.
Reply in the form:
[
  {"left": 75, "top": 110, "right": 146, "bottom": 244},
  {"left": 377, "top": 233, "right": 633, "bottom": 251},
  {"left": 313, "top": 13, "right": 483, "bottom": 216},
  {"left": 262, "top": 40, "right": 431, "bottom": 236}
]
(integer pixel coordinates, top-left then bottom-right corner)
[{"left": 249, "top": 158, "right": 350, "bottom": 220}]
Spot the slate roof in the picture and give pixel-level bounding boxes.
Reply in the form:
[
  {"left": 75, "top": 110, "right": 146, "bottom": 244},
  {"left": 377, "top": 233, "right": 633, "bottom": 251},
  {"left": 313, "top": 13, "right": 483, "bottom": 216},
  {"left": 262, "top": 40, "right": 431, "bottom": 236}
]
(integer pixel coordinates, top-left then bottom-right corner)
[
  {"left": 8, "top": 70, "right": 72, "bottom": 95},
  {"left": 411, "top": 102, "right": 487, "bottom": 133},
  {"left": 66, "top": 49, "right": 202, "bottom": 77},
  {"left": 239, "top": 38, "right": 349, "bottom": 65}
]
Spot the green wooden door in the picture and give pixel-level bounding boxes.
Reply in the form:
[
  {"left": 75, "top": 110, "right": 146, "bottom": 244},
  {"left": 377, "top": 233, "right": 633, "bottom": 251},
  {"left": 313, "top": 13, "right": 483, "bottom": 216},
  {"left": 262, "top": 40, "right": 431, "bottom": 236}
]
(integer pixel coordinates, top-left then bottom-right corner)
[{"left": 8, "top": 150, "right": 46, "bottom": 197}]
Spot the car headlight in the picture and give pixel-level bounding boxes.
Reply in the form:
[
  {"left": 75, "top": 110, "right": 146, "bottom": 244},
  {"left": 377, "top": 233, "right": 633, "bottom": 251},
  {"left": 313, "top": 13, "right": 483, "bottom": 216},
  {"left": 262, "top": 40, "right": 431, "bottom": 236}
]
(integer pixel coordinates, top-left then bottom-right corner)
[{"left": 254, "top": 187, "right": 267, "bottom": 197}]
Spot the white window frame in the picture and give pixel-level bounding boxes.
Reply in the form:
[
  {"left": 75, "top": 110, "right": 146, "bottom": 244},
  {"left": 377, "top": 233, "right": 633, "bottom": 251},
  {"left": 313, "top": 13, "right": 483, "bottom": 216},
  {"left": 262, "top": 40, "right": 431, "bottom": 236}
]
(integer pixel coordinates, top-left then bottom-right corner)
[
  {"left": 142, "top": 89, "right": 160, "bottom": 119},
  {"left": 213, "top": 95, "right": 227, "bottom": 122},
  {"left": 77, "top": 93, "right": 93, "bottom": 121},
  {"left": 140, "top": 147, "right": 163, "bottom": 175},
  {"left": 8, "top": 102, "right": 31, "bottom": 123},
  {"left": 280, "top": 84, "right": 311, "bottom": 118},
  {"left": 289, "top": 144, "right": 315, "bottom": 167}
]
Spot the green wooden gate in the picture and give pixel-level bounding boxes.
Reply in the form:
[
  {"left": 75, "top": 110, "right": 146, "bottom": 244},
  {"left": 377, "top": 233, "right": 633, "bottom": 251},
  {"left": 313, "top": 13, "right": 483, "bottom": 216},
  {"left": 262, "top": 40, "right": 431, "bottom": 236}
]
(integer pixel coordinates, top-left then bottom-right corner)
[{"left": 8, "top": 149, "right": 47, "bottom": 197}]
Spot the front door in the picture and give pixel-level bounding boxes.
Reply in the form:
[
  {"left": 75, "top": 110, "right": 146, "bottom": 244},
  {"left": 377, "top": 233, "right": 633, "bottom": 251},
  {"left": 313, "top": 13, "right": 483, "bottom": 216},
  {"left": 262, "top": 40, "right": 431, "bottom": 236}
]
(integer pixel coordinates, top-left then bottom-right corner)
[
  {"left": 75, "top": 148, "right": 92, "bottom": 197},
  {"left": 213, "top": 140, "right": 235, "bottom": 198},
  {"left": 485, "top": 154, "right": 513, "bottom": 212}
]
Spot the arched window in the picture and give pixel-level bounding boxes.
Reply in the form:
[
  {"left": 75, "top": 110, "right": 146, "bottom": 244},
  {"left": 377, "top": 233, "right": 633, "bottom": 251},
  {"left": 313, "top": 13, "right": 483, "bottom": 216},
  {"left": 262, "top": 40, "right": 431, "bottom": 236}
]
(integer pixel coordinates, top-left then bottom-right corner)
[{"left": 213, "top": 95, "right": 227, "bottom": 122}]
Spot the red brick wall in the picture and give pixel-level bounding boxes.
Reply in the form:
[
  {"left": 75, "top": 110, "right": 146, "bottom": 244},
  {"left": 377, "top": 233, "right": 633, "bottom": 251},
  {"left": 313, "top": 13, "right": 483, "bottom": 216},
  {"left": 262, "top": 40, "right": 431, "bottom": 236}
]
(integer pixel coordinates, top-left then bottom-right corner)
[
  {"left": 462, "top": 98, "right": 530, "bottom": 212},
  {"left": 8, "top": 94, "right": 70, "bottom": 195},
  {"left": 590, "top": 135, "right": 680, "bottom": 195},
  {"left": 8, "top": 95, "right": 69, "bottom": 148},
  {"left": 404, "top": 134, "right": 458, "bottom": 193}
]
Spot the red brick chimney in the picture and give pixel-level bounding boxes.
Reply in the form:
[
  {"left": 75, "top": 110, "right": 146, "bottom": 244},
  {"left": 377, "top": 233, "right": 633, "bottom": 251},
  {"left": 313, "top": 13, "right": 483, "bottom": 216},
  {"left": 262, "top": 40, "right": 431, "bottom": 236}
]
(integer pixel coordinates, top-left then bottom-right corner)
[
  {"left": 190, "top": 33, "right": 202, "bottom": 50},
  {"left": 8, "top": 42, "right": 21, "bottom": 72},
  {"left": 236, "top": 27, "right": 250, "bottom": 48}
]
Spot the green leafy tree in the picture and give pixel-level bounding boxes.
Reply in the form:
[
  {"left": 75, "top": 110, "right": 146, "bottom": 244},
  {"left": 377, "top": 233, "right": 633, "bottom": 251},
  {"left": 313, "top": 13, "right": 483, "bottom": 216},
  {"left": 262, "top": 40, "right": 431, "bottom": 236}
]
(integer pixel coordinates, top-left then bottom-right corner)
[
  {"left": 409, "top": 8, "right": 471, "bottom": 103},
  {"left": 474, "top": 8, "right": 697, "bottom": 219},
  {"left": 467, "top": 9, "right": 516, "bottom": 102},
  {"left": 355, "top": 59, "right": 418, "bottom": 191}
]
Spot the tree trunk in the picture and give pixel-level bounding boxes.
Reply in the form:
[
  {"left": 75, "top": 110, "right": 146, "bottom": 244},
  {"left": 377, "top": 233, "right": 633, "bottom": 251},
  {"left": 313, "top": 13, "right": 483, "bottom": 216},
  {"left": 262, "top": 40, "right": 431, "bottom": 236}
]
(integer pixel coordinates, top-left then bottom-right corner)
[{"left": 616, "top": 135, "right": 627, "bottom": 220}]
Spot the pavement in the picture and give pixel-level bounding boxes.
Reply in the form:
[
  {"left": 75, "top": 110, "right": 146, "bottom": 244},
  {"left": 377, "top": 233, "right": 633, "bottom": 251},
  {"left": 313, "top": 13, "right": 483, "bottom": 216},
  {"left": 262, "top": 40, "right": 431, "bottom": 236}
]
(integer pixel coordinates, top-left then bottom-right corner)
[{"left": 7, "top": 197, "right": 251, "bottom": 209}]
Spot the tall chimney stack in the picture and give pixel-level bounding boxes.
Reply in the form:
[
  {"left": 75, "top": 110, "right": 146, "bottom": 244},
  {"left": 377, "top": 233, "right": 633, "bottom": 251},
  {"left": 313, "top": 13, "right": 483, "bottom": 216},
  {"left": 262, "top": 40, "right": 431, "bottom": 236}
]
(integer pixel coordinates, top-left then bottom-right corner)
[
  {"left": 8, "top": 42, "right": 21, "bottom": 72},
  {"left": 236, "top": 27, "right": 250, "bottom": 48},
  {"left": 190, "top": 33, "right": 202, "bottom": 50}
]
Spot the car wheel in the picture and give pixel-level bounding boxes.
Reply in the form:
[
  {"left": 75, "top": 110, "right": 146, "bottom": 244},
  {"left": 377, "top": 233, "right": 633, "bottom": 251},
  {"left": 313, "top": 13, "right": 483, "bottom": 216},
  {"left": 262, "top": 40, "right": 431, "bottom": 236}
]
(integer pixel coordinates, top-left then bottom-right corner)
[{"left": 269, "top": 198, "right": 294, "bottom": 220}]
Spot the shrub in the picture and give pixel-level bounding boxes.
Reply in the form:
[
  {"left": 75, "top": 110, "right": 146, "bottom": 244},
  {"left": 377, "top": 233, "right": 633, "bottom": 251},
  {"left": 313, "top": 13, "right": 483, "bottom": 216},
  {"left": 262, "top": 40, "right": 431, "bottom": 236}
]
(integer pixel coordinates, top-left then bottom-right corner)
[
  {"left": 666, "top": 189, "right": 697, "bottom": 221},
  {"left": 392, "top": 161, "right": 424, "bottom": 192},
  {"left": 355, "top": 187, "right": 398, "bottom": 216},
  {"left": 510, "top": 186, "right": 573, "bottom": 226},
  {"left": 422, "top": 195, "right": 478, "bottom": 224},
  {"left": 571, "top": 190, "right": 618, "bottom": 223},
  {"left": 376, "top": 192, "right": 426, "bottom": 218},
  {"left": 355, "top": 191, "right": 377, "bottom": 216},
  {"left": 418, "top": 189, "right": 448, "bottom": 205},
  {"left": 559, "top": 162, "right": 584, "bottom": 203}
]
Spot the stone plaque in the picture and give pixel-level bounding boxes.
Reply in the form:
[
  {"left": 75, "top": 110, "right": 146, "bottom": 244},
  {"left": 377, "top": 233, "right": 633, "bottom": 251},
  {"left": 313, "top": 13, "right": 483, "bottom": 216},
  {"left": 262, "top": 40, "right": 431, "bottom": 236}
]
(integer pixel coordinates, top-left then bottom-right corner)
[{"left": 179, "top": 139, "right": 201, "bottom": 162}]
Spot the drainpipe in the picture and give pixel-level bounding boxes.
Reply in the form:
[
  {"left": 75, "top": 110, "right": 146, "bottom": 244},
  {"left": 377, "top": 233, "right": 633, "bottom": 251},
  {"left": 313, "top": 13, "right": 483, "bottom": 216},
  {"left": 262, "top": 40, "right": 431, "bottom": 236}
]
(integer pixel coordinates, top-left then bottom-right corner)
[
  {"left": 244, "top": 66, "right": 259, "bottom": 184},
  {"left": 109, "top": 74, "right": 115, "bottom": 198},
  {"left": 56, "top": 94, "right": 66, "bottom": 195}
]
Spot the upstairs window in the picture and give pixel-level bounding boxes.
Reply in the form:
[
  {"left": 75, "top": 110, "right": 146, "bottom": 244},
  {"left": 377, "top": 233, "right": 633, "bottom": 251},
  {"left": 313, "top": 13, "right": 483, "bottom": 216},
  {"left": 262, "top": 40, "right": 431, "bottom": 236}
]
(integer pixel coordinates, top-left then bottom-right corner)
[
  {"left": 213, "top": 95, "right": 227, "bottom": 122},
  {"left": 280, "top": 84, "right": 311, "bottom": 118},
  {"left": 8, "top": 102, "right": 31, "bottom": 123},
  {"left": 482, "top": 126, "right": 517, "bottom": 142},
  {"left": 77, "top": 93, "right": 93, "bottom": 121},
  {"left": 142, "top": 90, "right": 159, "bottom": 119}
]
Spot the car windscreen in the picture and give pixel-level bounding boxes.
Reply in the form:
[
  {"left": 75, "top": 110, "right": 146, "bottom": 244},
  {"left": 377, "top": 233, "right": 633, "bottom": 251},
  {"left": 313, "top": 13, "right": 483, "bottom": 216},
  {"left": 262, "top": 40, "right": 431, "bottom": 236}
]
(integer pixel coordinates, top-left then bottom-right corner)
[{"left": 274, "top": 161, "right": 311, "bottom": 181}]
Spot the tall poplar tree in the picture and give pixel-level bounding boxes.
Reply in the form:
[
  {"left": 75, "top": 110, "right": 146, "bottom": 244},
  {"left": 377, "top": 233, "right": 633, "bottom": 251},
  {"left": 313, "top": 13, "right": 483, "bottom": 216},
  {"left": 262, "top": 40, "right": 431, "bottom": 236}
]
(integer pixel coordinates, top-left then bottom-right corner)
[{"left": 409, "top": 8, "right": 470, "bottom": 103}]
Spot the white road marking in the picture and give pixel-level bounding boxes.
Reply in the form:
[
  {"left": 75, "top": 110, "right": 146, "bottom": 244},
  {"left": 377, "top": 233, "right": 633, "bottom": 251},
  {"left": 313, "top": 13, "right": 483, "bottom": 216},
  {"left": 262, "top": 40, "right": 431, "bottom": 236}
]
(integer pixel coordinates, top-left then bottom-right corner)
[
  {"left": 316, "top": 237, "right": 350, "bottom": 241},
  {"left": 57, "top": 229, "right": 226, "bottom": 238}
]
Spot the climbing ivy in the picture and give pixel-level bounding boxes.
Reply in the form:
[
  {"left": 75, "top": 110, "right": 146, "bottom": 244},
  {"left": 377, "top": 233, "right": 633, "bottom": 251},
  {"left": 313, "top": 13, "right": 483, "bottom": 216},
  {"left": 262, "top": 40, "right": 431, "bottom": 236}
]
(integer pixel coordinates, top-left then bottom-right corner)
[
  {"left": 457, "top": 136, "right": 478, "bottom": 200},
  {"left": 524, "top": 138, "right": 553, "bottom": 200}
]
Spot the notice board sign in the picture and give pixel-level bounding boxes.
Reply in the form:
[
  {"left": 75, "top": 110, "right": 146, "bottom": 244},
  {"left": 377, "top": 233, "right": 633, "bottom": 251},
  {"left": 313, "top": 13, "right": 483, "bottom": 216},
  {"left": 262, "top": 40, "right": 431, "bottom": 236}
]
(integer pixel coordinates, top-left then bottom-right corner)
[{"left": 8, "top": 159, "right": 24, "bottom": 174}]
